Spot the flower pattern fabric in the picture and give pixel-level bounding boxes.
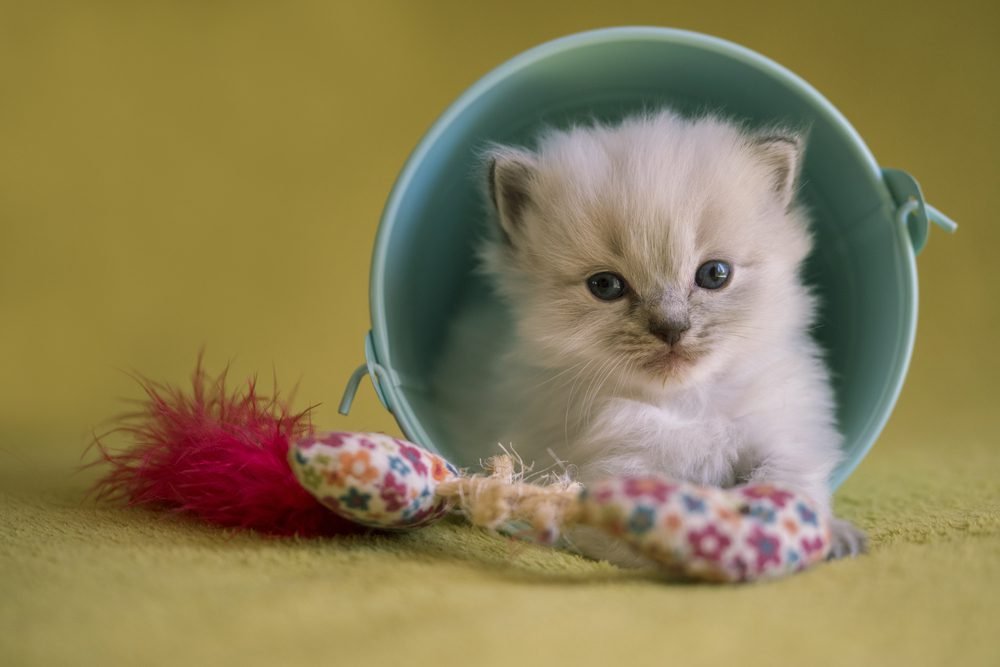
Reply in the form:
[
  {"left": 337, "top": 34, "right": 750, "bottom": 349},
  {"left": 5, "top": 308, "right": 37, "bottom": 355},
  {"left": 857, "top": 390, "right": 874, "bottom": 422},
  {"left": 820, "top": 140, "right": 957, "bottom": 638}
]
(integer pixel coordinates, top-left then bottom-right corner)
[
  {"left": 580, "top": 476, "right": 831, "bottom": 582},
  {"left": 290, "top": 432, "right": 458, "bottom": 529},
  {"left": 292, "top": 432, "right": 830, "bottom": 582}
]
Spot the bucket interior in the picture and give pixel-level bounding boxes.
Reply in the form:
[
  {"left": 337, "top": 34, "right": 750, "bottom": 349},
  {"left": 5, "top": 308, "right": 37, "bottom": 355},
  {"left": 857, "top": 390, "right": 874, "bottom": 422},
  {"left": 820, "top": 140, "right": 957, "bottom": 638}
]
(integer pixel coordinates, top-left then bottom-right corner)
[{"left": 372, "top": 32, "right": 916, "bottom": 488}]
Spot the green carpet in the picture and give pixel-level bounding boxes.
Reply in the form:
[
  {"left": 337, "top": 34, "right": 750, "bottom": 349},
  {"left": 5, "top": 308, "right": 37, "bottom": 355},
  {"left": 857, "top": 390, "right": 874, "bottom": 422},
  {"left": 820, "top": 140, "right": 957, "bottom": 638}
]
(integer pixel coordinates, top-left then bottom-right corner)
[{"left": 2, "top": 431, "right": 997, "bottom": 667}]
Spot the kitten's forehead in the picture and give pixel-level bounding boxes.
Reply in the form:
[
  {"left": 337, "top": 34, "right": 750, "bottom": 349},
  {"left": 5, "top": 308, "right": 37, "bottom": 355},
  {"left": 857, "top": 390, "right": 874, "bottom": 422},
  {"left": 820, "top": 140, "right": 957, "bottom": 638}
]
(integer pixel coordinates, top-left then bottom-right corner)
[{"left": 530, "top": 114, "right": 765, "bottom": 286}]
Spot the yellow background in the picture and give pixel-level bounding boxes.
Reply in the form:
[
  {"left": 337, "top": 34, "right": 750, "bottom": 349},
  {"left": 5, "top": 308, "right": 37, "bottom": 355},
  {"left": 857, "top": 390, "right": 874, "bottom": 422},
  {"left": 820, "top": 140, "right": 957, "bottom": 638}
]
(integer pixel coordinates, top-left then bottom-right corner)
[{"left": 1, "top": 1, "right": 996, "bottom": 475}]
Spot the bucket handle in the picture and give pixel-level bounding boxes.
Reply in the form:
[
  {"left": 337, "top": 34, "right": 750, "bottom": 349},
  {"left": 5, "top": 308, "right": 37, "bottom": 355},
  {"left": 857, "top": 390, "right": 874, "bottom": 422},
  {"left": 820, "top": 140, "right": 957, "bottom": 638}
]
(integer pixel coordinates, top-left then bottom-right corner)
[
  {"left": 339, "top": 331, "right": 394, "bottom": 416},
  {"left": 338, "top": 363, "right": 369, "bottom": 415},
  {"left": 883, "top": 168, "right": 957, "bottom": 254}
]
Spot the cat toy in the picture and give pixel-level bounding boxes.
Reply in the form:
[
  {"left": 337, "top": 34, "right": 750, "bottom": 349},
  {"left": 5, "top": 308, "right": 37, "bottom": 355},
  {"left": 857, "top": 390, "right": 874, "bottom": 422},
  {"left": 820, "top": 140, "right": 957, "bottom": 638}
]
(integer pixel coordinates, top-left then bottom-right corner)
[{"left": 91, "top": 363, "right": 831, "bottom": 583}]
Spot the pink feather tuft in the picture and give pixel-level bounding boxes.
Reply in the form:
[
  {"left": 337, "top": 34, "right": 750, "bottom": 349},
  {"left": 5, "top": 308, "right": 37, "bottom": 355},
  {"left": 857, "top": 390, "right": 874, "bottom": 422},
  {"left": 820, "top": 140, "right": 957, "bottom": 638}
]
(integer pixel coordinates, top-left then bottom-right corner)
[{"left": 88, "top": 359, "right": 359, "bottom": 537}]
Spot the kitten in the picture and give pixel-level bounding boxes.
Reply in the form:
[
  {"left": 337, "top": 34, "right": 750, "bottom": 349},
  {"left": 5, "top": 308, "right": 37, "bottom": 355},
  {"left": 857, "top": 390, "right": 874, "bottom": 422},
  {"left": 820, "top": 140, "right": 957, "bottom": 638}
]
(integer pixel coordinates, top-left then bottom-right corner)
[{"left": 434, "top": 109, "right": 867, "bottom": 564}]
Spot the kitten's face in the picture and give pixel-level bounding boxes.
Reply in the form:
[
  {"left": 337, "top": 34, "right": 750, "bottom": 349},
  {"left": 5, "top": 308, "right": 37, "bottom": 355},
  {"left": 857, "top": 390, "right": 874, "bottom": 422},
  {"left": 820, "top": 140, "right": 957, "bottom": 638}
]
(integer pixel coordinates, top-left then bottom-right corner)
[{"left": 482, "top": 113, "right": 815, "bottom": 391}]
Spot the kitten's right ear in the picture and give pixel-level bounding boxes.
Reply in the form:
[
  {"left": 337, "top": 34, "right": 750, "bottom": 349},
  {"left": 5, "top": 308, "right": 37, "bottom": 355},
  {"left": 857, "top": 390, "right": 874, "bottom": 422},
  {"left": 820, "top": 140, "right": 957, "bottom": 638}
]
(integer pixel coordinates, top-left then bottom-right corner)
[
  {"left": 486, "top": 147, "right": 538, "bottom": 245},
  {"left": 750, "top": 132, "right": 805, "bottom": 210}
]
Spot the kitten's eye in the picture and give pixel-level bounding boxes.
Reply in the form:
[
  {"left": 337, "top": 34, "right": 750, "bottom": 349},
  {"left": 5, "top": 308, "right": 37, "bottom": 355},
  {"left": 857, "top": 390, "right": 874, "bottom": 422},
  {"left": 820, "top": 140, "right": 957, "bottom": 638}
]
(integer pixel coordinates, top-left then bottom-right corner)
[
  {"left": 695, "top": 260, "right": 732, "bottom": 290},
  {"left": 587, "top": 272, "right": 628, "bottom": 301}
]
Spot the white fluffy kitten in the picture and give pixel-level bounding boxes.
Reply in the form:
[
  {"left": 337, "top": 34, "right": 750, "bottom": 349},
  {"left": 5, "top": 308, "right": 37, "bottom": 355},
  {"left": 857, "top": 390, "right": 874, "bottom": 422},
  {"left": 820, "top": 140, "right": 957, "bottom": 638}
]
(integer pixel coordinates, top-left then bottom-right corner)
[{"left": 435, "top": 109, "right": 866, "bottom": 563}]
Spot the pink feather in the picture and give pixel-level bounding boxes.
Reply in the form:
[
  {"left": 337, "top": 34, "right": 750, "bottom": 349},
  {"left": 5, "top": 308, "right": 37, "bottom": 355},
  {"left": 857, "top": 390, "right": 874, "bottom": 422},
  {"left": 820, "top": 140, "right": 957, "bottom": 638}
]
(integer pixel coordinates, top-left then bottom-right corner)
[{"left": 88, "top": 359, "right": 359, "bottom": 537}]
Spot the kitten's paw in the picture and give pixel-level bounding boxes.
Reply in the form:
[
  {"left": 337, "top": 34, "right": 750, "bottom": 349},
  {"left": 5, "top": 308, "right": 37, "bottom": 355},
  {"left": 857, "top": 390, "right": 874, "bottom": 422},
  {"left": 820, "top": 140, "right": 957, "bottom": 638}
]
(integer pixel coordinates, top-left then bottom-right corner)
[{"left": 827, "top": 517, "right": 868, "bottom": 559}]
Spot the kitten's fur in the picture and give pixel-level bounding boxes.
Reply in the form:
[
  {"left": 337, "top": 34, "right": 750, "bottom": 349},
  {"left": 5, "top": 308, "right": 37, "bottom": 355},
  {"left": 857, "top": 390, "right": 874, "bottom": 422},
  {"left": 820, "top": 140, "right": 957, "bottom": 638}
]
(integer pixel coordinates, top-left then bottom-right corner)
[{"left": 435, "top": 110, "right": 866, "bottom": 564}]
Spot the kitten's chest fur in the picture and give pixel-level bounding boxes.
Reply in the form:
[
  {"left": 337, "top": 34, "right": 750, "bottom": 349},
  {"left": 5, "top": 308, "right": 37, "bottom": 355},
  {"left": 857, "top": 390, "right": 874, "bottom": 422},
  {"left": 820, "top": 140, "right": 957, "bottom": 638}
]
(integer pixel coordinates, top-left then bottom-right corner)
[{"left": 502, "top": 361, "right": 755, "bottom": 487}]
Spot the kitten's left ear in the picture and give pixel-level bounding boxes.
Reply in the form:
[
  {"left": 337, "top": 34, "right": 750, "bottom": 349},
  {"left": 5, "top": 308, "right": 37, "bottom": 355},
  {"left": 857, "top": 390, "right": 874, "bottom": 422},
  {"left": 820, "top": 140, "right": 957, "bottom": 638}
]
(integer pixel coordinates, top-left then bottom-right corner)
[{"left": 751, "top": 132, "right": 804, "bottom": 210}]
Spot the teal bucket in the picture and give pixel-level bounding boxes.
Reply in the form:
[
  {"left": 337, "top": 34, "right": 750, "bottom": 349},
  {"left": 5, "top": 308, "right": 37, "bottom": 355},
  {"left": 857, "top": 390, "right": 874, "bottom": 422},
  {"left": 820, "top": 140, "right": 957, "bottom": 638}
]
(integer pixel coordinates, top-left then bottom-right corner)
[{"left": 340, "top": 27, "right": 956, "bottom": 489}]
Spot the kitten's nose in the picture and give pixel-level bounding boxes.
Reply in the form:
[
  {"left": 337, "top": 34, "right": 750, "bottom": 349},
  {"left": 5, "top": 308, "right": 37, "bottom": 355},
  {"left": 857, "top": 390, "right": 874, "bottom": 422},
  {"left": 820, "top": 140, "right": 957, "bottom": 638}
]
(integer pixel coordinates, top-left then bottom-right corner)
[{"left": 649, "top": 319, "right": 690, "bottom": 346}]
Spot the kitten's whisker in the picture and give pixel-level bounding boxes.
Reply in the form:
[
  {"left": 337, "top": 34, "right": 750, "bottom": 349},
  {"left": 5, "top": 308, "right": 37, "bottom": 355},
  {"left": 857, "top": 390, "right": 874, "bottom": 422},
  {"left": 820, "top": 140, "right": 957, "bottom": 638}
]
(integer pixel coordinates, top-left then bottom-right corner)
[
  {"left": 576, "top": 355, "right": 612, "bottom": 428},
  {"left": 581, "top": 352, "right": 626, "bottom": 429},
  {"left": 528, "top": 357, "right": 591, "bottom": 391},
  {"left": 563, "top": 357, "right": 597, "bottom": 447},
  {"left": 572, "top": 355, "right": 611, "bottom": 435},
  {"left": 607, "top": 356, "right": 637, "bottom": 411},
  {"left": 563, "top": 359, "right": 596, "bottom": 402}
]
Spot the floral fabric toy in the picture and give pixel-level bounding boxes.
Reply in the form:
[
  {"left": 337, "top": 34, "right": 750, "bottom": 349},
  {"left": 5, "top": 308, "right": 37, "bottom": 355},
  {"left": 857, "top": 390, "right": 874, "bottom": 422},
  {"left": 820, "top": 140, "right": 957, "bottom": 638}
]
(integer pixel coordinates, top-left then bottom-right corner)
[{"left": 289, "top": 431, "right": 830, "bottom": 582}]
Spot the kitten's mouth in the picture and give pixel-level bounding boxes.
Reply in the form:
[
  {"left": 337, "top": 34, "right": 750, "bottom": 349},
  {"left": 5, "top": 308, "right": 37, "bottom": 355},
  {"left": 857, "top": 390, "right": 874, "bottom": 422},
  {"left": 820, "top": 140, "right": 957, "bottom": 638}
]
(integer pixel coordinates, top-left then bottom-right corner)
[{"left": 643, "top": 345, "right": 700, "bottom": 374}]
